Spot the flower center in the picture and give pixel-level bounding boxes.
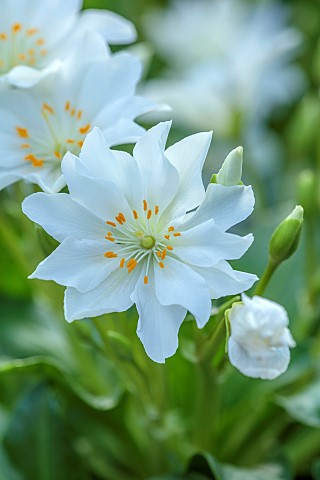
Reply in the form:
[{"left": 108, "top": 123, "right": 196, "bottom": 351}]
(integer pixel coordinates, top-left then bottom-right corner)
[
  {"left": 141, "top": 236, "right": 155, "bottom": 249},
  {"left": 104, "top": 200, "right": 181, "bottom": 285},
  {"left": 0, "top": 23, "right": 47, "bottom": 74},
  {"left": 15, "top": 101, "right": 91, "bottom": 168}
]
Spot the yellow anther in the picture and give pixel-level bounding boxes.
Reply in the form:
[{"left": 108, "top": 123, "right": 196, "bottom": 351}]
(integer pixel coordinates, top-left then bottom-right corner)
[
  {"left": 16, "top": 127, "right": 29, "bottom": 138},
  {"left": 157, "top": 251, "right": 161, "bottom": 258},
  {"left": 19, "top": 54, "right": 26, "bottom": 61},
  {"left": 106, "top": 221, "right": 117, "bottom": 227},
  {"left": 40, "top": 49, "right": 47, "bottom": 56},
  {"left": 105, "top": 235, "right": 115, "bottom": 242},
  {"left": 65, "top": 101, "right": 70, "bottom": 111},
  {"left": 78, "top": 140, "right": 84, "bottom": 148},
  {"left": 161, "top": 249, "right": 167, "bottom": 260},
  {"left": 42, "top": 103, "right": 54, "bottom": 114},
  {"left": 164, "top": 234, "right": 170, "bottom": 240},
  {"left": 26, "top": 28, "right": 38, "bottom": 36},
  {"left": 168, "top": 226, "right": 175, "bottom": 232},
  {"left": 77, "top": 110, "right": 83, "bottom": 120},
  {"left": 144, "top": 276, "right": 149, "bottom": 285},
  {"left": 104, "top": 251, "right": 118, "bottom": 258},
  {"left": 28, "top": 49, "right": 35, "bottom": 55},
  {"left": 12, "top": 23, "right": 22, "bottom": 33},
  {"left": 120, "top": 258, "right": 125, "bottom": 268},
  {"left": 115, "top": 213, "right": 125, "bottom": 225},
  {"left": 155, "top": 205, "right": 159, "bottom": 215},
  {"left": 147, "top": 209, "right": 152, "bottom": 220},
  {"left": 167, "top": 246, "right": 173, "bottom": 251},
  {"left": 36, "top": 38, "right": 45, "bottom": 46},
  {"left": 173, "top": 232, "right": 181, "bottom": 237},
  {"left": 79, "top": 123, "right": 91, "bottom": 134},
  {"left": 20, "top": 144, "right": 30, "bottom": 149},
  {"left": 24, "top": 154, "right": 43, "bottom": 167},
  {"left": 71, "top": 108, "right": 75, "bottom": 116},
  {"left": 54, "top": 151, "right": 62, "bottom": 159},
  {"left": 0, "top": 33, "right": 7, "bottom": 40},
  {"left": 127, "top": 258, "right": 137, "bottom": 272},
  {"left": 159, "top": 261, "right": 165, "bottom": 269},
  {"left": 143, "top": 200, "right": 148, "bottom": 211},
  {"left": 66, "top": 139, "right": 74, "bottom": 143},
  {"left": 133, "top": 210, "right": 138, "bottom": 219}
]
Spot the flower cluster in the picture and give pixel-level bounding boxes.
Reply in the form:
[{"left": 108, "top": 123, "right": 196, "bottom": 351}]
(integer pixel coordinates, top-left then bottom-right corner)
[{"left": 0, "top": 0, "right": 296, "bottom": 376}]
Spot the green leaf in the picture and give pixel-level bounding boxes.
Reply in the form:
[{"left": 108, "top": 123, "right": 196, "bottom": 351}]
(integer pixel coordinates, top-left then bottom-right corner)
[
  {"left": 312, "top": 459, "right": 320, "bottom": 479},
  {"left": 188, "top": 453, "right": 291, "bottom": 480},
  {"left": 276, "top": 380, "right": 320, "bottom": 427},
  {"left": 4, "top": 383, "right": 87, "bottom": 480}
]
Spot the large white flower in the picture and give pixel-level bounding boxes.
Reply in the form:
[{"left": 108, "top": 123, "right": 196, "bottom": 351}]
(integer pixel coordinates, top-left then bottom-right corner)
[
  {"left": 0, "top": 0, "right": 136, "bottom": 88},
  {"left": 228, "top": 294, "right": 296, "bottom": 380},
  {"left": 22, "top": 122, "right": 257, "bottom": 363},
  {"left": 142, "top": 0, "right": 304, "bottom": 135},
  {"left": 0, "top": 44, "right": 157, "bottom": 193}
]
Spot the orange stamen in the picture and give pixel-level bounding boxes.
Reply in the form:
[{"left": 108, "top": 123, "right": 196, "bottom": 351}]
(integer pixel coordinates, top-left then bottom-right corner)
[
  {"left": 106, "top": 221, "right": 117, "bottom": 227},
  {"left": 161, "top": 249, "right": 167, "bottom": 260},
  {"left": 79, "top": 123, "right": 91, "bottom": 134},
  {"left": 133, "top": 210, "right": 138, "bottom": 219},
  {"left": 19, "top": 54, "right": 26, "bottom": 61},
  {"left": 144, "top": 276, "right": 149, "bottom": 285},
  {"left": 54, "top": 151, "right": 62, "bottom": 159},
  {"left": 77, "top": 110, "right": 82, "bottom": 120},
  {"left": 24, "top": 154, "right": 43, "bottom": 167},
  {"left": 40, "top": 49, "right": 47, "bottom": 56},
  {"left": 78, "top": 141, "right": 84, "bottom": 148},
  {"left": 36, "top": 38, "right": 45, "bottom": 46},
  {"left": 173, "top": 232, "right": 181, "bottom": 237},
  {"left": 65, "top": 101, "right": 70, "bottom": 111},
  {"left": 167, "top": 246, "right": 173, "bottom": 251},
  {"left": 12, "top": 23, "right": 22, "bottom": 33},
  {"left": 16, "top": 127, "right": 29, "bottom": 138},
  {"left": 157, "top": 251, "right": 162, "bottom": 258},
  {"left": 164, "top": 235, "right": 170, "bottom": 240},
  {"left": 120, "top": 258, "right": 125, "bottom": 268},
  {"left": 26, "top": 28, "right": 38, "bottom": 36},
  {"left": 71, "top": 108, "right": 75, "bottom": 116},
  {"left": 105, "top": 235, "right": 115, "bottom": 242},
  {"left": 143, "top": 200, "right": 148, "bottom": 211},
  {"left": 104, "top": 251, "right": 118, "bottom": 258},
  {"left": 42, "top": 103, "right": 54, "bottom": 114},
  {"left": 66, "top": 139, "right": 74, "bottom": 144},
  {"left": 168, "top": 226, "right": 175, "bottom": 232},
  {"left": 0, "top": 33, "right": 7, "bottom": 40},
  {"left": 21, "top": 144, "right": 30, "bottom": 149},
  {"left": 155, "top": 205, "right": 159, "bottom": 215},
  {"left": 159, "top": 261, "right": 165, "bottom": 269},
  {"left": 147, "top": 209, "right": 152, "bottom": 220}
]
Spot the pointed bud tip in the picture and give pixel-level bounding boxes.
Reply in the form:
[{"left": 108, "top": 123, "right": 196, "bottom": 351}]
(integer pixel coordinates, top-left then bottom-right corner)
[
  {"left": 216, "top": 146, "right": 243, "bottom": 186},
  {"left": 288, "top": 205, "right": 304, "bottom": 222}
]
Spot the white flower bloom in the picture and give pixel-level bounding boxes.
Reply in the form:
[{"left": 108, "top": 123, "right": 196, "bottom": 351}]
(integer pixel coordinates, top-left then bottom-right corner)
[
  {"left": 22, "top": 122, "right": 257, "bottom": 363},
  {"left": 228, "top": 294, "right": 296, "bottom": 380},
  {"left": 142, "top": 0, "right": 304, "bottom": 135},
  {"left": 0, "top": 0, "right": 136, "bottom": 88},
  {"left": 0, "top": 45, "right": 157, "bottom": 193}
]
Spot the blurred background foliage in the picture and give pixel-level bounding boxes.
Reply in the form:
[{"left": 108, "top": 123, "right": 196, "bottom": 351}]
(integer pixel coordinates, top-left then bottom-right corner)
[{"left": 1, "top": 0, "right": 320, "bottom": 479}]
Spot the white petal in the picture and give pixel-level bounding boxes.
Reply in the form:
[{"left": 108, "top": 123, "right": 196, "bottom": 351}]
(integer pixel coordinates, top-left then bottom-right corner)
[
  {"left": 133, "top": 122, "right": 179, "bottom": 215},
  {"left": 154, "top": 256, "right": 211, "bottom": 328},
  {"left": 30, "top": 238, "right": 116, "bottom": 293},
  {"left": 62, "top": 152, "right": 131, "bottom": 221},
  {"left": 193, "top": 260, "right": 258, "bottom": 299},
  {"left": 101, "top": 119, "right": 146, "bottom": 146},
  {"left": 79, "top": 9, "right": 136, "bottom": 44},
  {"left": 184, "top": 184, "right": 255, "bottom": 232},
  {"left": 228, "top": 338, "right": 291, "bottom": 380},
  {"left": 64, "top": 266, "right": 141, "bottom": 322},
  {"left": 165, "top": 131, "right": 212, "bottom": 213},
  {"left": 22, "top": 192, "right": 106, "bottom": 242},
  {"left": 132, "top": 269, "right": 187, "bottom": 363},
  {"left": 175, "top": 219, "right": 254, "bottom": 266},
  {"left": 5, "top": 61, "right": 62, "bottom": 88}
]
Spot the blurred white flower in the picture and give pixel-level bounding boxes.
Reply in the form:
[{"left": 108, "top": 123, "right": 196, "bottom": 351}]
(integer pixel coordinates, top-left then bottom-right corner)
[
  {"left": 0, "top": 43, "right": 157, "bottom": 193},
  {"left": 143, "top": 0, "right": 304, "bottom": 136},
  {"left": 0, "top": 0, "right": 136, "bottom": 88},
  {"left": 23, "top": 122, "right": 257, "bottom": 363},
  {"left": 228, "top": 294, "right": 296, "bottom": 380}
]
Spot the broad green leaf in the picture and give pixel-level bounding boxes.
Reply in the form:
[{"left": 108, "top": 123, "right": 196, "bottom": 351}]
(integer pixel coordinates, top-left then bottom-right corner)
[
  {"left": 276, "top": 381, "right": 320, "bottom": 427},
  {"left": 188, "top": 453, "right": 291, "bottom": 480},
  {"left": 4, "top": 383, "right": 87, "bottom": 480}
]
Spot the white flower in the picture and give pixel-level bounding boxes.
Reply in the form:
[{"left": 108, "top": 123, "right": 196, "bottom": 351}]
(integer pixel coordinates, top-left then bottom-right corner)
[
  {"left": 228, "top": 294, "right": 296, "bottom": 380},
  {"left": 142, "top": 0, "right": 304, "bottom": 135},
  {"left": 22, "top": 122, "right": 257, "bottom": 363},
  {"left": 0, "top": 46, "right": 157, "bottom": 193},
  {"left": 0, "top": 0, "right": 136, "bottom": 88}
]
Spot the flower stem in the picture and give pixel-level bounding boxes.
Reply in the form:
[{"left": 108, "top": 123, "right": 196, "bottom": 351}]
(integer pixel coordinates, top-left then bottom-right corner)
[{"left": 253, "top": 257, "right": 277, "bottom": 296}]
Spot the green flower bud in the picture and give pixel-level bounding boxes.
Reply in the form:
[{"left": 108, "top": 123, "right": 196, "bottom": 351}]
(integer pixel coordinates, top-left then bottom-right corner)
[
  {"left": 269, "top": 206, "right": 304, "bottom": 266},
  {"left": 215, "top": 146, "right": 243, "bottom": 186},
  {"left": 297, "top": 169, "right": 317, "bottom": 217}
]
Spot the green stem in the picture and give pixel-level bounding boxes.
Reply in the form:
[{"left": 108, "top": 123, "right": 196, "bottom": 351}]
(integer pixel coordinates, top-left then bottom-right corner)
[{"left": 253, "top": 258, "right": 277, "bottom": 296}]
